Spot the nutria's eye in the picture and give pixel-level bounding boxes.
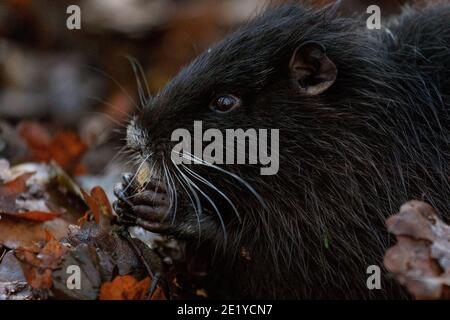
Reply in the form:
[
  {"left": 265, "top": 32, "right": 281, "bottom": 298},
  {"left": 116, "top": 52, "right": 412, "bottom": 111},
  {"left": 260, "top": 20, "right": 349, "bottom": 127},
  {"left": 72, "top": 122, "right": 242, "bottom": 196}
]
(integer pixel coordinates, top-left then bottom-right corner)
[{"left": 210, "top": 94, "right": 241, "bottom": 113}]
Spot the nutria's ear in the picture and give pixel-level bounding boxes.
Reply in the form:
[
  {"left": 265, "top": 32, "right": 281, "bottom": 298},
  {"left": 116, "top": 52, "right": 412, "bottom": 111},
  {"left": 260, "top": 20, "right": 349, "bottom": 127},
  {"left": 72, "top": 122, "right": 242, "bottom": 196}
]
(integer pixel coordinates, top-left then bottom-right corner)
[{"left": 289, "top": 41, "right": 337, "bottom": 96}]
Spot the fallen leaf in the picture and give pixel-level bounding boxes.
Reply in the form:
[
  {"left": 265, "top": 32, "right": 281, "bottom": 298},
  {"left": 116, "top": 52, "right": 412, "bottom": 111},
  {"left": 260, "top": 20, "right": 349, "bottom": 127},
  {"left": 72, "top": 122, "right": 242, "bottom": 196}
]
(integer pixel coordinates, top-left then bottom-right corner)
[
  {"left": 44, "top": 229, "right": 56, "bottom": 242},
  {"left": 0, "top": 216, "right": 71, "bottom": 252},
  {"left": 14, "top": 211, "right": 60, "bottom": 222},
  {"left": 0, "top": 172, "right": 34, "bottom": 214},
  {"left": 384, "top": 200, "right": 450, "bottom": 299},
  {"left": 17, "top": 122, "right": 87, "bottom": 175},
  {"left": 0, "top": 251, "right": 38, "bottom": 300},
  {"left": 17, "top": 121, "right": 52, "bottom": 158},
  {"left": 50, "top": 132, "right": 88, "bottom": 176},
  {"left": 0, "top": 171, "right": 60, "bottom": 222},
  {"left": 99, "top": 275, "right": 150, "bottom": 300},
  {"left": 77, "top": 212, "right": 90, "bottom": 226},
  {"left": 0, "top": 162, "right": 86, "bottom": 251},
  {"left": 151, "top": 285, "right": 167, "bottom": 300},
  {"left": 81, "top": 186, "right": 113, "bottom": 224},
  {"left": 15, "top": 240, "right": 68, "bottom": 289}
]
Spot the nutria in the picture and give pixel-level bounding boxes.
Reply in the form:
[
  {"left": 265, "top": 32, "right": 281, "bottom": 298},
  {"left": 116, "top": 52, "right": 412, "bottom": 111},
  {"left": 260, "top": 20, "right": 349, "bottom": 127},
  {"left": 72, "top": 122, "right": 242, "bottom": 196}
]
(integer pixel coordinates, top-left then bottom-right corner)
[{"left": 113, "top": 2, "right": 450, "bottom": 299}]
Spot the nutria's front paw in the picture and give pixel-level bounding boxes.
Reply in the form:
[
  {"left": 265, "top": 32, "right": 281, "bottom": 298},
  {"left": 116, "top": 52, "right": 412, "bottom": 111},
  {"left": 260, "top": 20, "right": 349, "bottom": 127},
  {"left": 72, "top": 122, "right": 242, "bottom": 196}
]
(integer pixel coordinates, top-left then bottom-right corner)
[{"left": 113, "top": 173, "right": 173, "bottom": 233}]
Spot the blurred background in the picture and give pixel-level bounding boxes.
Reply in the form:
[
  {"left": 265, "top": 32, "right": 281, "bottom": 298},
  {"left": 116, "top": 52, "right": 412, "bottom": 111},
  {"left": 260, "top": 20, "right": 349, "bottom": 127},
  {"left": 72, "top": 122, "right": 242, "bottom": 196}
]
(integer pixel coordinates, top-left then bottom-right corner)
[{"left": 0, "top": 0, "right": 413, "bottom": 195}]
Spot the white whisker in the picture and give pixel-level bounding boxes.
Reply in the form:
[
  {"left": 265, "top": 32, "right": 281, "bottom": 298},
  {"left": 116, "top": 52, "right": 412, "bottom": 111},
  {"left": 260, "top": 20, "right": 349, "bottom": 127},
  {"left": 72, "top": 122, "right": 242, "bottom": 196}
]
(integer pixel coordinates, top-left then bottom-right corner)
[
  {"left": 182, "top": 151, "right": 267, "bottom": 209},
  {"left": 182, "top": 164, "right": 242, "bottom": 224}
]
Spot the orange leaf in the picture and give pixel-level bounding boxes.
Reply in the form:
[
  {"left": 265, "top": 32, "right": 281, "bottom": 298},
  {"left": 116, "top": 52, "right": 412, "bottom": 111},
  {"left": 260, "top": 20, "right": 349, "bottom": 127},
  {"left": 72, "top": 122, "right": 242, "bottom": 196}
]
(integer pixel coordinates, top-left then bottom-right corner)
[
  {"left": 15, "top": 211, "right": 60, "bottom": 222},
  {"left": 18, "top": 121, "right": 87, "bottom": 175},
  {"left": 99, "top": 275, "right": 151, "bottom": 300},
  {"left": 44, "top": 228, "right": 56, "bottom": 242},
  {"left": 21, "top": 264, "right": 53, "bottom": 289},
  {"left": 73, "top": 163, "right": 88, "bottom": 176},
  {"left": 0, "top": 172, "right": 35, "bottom": 214},
  {"left": 0, "top": 172, "right": 60, "bottom": 222},
  {"left": 49, "top": 132, "right": 87, "bottom": 174},
  {"left": 82, "top": 186, "right": 113, "bottom": 224},
  {"left": 150, "top": 285, "right": 167, "bottom": 300},
  {"left": 77, "top": 212, "right": 90, "bottom": 226},
  {"left": 91, "top": 186, "right": 113, "bottom": 217},
  {"left": 0, "top": 172, "right": 34, "bottom": 196},
  {"left": 17, "top": 121, "right": 52, "bottom": 152},
  {"left": 15, "top": 240, "right": 68, "bottom": 289}
]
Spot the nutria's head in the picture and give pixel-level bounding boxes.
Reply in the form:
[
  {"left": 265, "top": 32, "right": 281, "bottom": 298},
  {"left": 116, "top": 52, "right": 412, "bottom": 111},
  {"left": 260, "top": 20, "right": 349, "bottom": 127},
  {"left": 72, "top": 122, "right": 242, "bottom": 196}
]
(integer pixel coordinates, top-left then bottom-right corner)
[
  {"left": 124, "top": 3, "right": 355, "bottom": 216},
  {"left": 124, "top": 3, "right": 394, "bottom": 246}
]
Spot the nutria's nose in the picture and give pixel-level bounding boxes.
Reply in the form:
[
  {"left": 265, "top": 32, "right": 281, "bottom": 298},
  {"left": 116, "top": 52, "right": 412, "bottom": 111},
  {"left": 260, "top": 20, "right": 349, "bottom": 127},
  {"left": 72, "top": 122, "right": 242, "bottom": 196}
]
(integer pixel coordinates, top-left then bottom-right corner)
[{"left": 126, "top": 122, "right": 141, "bottom": 150}]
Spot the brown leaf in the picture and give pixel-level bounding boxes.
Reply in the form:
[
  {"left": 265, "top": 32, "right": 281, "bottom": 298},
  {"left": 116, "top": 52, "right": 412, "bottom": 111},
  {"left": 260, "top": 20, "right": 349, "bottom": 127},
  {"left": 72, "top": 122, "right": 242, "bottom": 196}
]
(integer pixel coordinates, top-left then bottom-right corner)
[
  {"left": 15, "top": 240, "right": 68, "bottom": 289},
  {"left": 18, "top": 121, "right": 87, "bottom": 175},
  {"left": 0, "top": 172, "right": 34, "bottom": 213},
  {"left": 0, "top": 162, "right": 86, "bottom": 251},
  {"left": 17, "top": 121, "right": 52, "bottom": 155},
  {"left": 77, "top": 212, "right": 90, "bottom": 226},
  {"left": 50, "top": 132, "right": 87, "bottom": 176},
  {"left": 44, "top": 229, "right": 56, "bottom": 242},
  {"left": 14, "top": 211, "right": 60, "bottom": 222},
  {"left": 99, "top": 275, "right": 150, "bottom": 300},
  {"left": 150, "top": 285, "right": 167, "bottom": 300},
  {"left": 384, "top": 200, "right": 450, "bottom": 299},
  {"left": 0, "top": 216, "right": 70, "bottom": 252},
  {"left": 82, "top": 186, "right": 113, "bottom": 224},
  {"left": 0, "top": 171, "right": 60, "bottom": 222}
]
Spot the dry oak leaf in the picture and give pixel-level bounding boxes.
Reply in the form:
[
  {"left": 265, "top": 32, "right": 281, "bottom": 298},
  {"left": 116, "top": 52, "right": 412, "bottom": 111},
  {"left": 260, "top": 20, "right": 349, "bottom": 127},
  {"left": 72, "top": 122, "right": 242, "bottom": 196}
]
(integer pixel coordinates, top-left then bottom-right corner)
[
  {"left": 15, "top": 240, "right": 68, "bottom": 289},
  {"left": 0, "top": 172, "right": 60, "bottom": 222},
  {"left": 81, "top": 186, "right": 113, "bottom": 225},
  {"left": 14, "top": 211, "right": 60, "bottom": 222},
  {"left": 0, "top": 251, "right": 38, "bottom": 300},
  {"left": 18, "top": 121, "right": 87, "bottom": 175},
  {"left": 384, "top": 200, "right": 450, "bottom": 299},
  {"left": 0, "top": 172, "right": 34, "bottom": 214},
  {"left": 0, "top": 162, "right": 86, "bottom": 251},
  {"left": 99, "top": 275, "right": 151, "bottom": 300}
]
